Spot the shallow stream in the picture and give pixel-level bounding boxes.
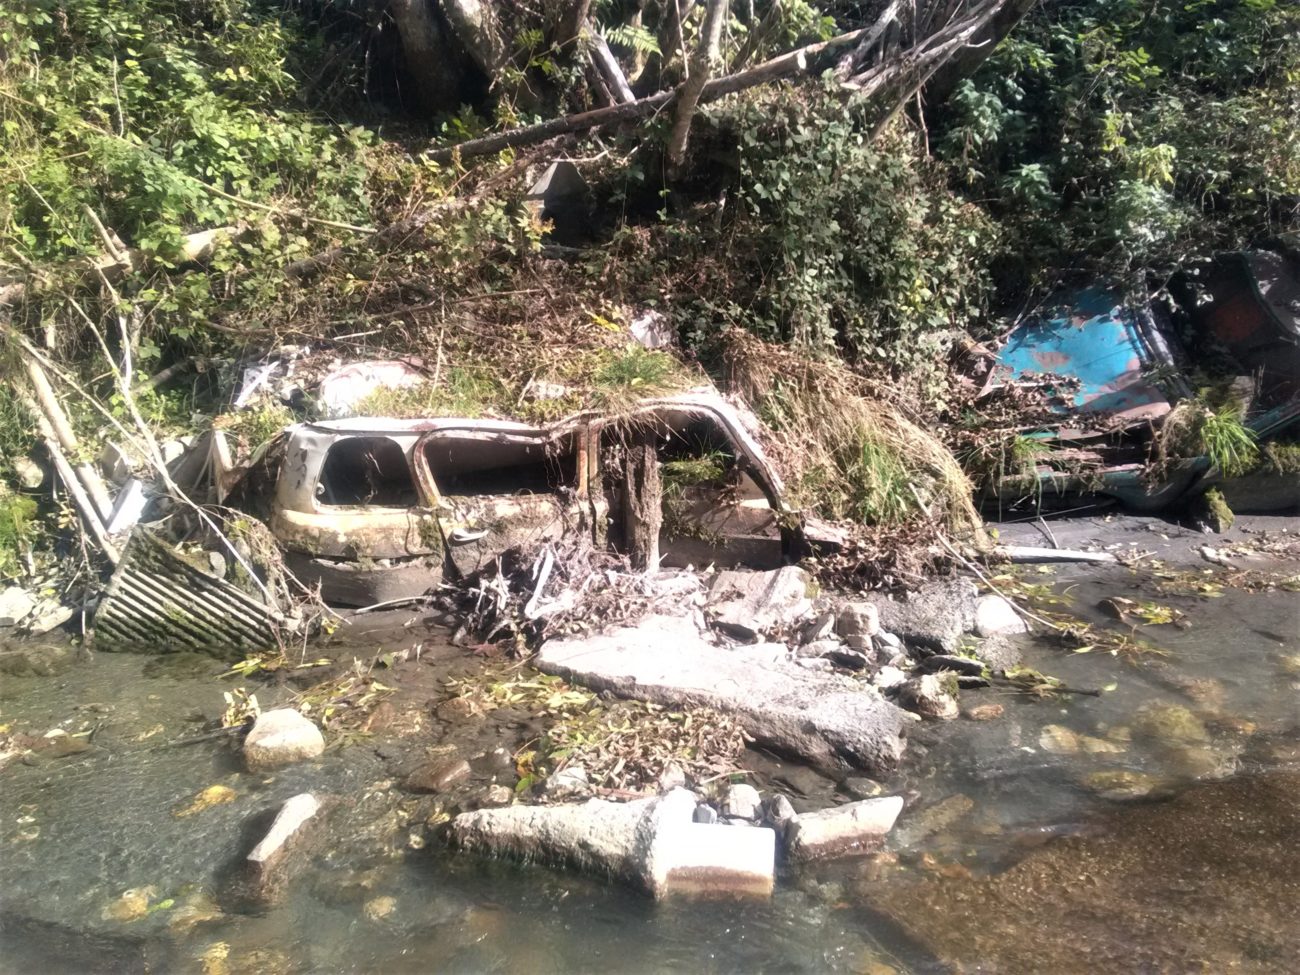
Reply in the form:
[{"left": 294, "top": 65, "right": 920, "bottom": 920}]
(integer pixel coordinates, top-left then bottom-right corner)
[{"left": 1, "top": 516, "right": 1297, "bottom": 973}]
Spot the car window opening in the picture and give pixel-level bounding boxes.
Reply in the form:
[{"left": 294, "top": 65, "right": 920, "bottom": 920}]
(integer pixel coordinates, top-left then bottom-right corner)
[
  {"left": 425, "top": 436, "right": 576, "bottom": 497},
  {"left": 317, "top": 437, "right": 419, "bottom": 507}
]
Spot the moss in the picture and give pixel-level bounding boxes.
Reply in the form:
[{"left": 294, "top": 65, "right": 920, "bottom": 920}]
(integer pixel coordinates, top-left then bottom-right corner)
[
  {"left": 1257, "top": 441, "right": 1300, "bottom": 476},
  {"left": 1197, "top": 487, "right": 1235, "bottom": 533},
  {"left": 1190, "top": 488, "right": 1237, "bottom": 535}
]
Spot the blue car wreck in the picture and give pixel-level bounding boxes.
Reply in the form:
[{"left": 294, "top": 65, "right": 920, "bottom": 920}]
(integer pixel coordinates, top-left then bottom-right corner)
[{"left": 979, "top": 250, "right": 1300, "bottom": 516}]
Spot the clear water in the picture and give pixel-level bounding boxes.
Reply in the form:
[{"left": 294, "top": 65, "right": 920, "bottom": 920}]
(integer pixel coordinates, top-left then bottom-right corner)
[{"left": 1, "top": 524, "right": 1297, "bottom": 974}]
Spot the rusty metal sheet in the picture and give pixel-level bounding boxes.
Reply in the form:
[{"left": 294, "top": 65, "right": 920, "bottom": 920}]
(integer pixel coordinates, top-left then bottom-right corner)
[
  {"left": 991, "top": 288, "right": 1175, "bottom": 425},
  {"left": 93, "top": 530, "right": 281, "bottom": 656}
]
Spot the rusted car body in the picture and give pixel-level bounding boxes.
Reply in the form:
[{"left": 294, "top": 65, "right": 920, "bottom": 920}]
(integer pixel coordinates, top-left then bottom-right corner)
[
  {"left": 269, "top": 393, "right": 795, "bottom": 605},
  {"left": 983, "top": 258, "right": 1300, "bottom": 515}
]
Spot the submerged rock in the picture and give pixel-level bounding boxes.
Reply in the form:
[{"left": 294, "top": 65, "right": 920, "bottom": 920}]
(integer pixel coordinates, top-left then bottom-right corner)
[
  {"left": 537, "top": 615, "right": 909, "bottom": 775},
  {"left": 242, "top": 793, "right": 323, "bottom": 907},
  {"left": 868, "top": 773, "right": 1300, "bottom": 972},
  {"left": 706, "top": 567, "right": 814, "bottom": 640},
  {"left": 405, "top": 758, "right": 472, "bottom": 794},
  {"left": 895, "top": 675, "right": 959, "bottom": 721},
  {"left": 243, "top": 709, "right": 325, "bottom": 772},
  {"left": 449, "top": 788, "right": 776, "bottom": 899},
  {"left": 971, "top": 633, "right": 1024, "bottom": 673},
  {"left": 785, "top": 796, "right": 904, "bottom": 860},
  {"left": 1081, "top": 769, "right": 1169, "bottom": 801},
  {"left": 1132, "top": 704, "right": 1210, "bottom": 746}
]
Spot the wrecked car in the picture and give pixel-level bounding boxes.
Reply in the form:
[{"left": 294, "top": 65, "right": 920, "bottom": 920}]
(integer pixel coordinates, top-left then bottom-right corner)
[
  {"left": 980, "top": 251, "right": 1300, "bottom": 515},
  {"left": 261, "top": 393, "right": 798, "bottom": 606}
]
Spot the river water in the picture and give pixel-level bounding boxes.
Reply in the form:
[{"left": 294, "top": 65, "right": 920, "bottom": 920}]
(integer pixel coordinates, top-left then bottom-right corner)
[{"left": 1, "top": 515, "right": 1296, "bottom": 973}]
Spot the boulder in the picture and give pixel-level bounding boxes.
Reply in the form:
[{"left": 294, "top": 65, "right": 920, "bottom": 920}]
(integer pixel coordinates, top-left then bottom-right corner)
[
  {"left": 785, "top": 796, "right": 904, "bottom": 860},
  {"left": 449, "top": 788, "right": 775, "bottom": 898},
  {"left": 974, "top": 594, "right": 1028, "bottom": 638},
  {"left": 537, "top": 615, "right": 909, "bottom": 776},
  {"left": 243, "top": 709, "right": 325, "bottom": 772},
  {"left": 862, "top": 579, "right": 979, "bottom": 653},
  {"left": 706, "top": 567, "right": 814, "bottom": 640}
]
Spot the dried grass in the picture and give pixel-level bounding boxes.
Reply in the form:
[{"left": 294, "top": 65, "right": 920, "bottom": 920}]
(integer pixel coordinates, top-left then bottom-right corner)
[{"left": 719, "top": 329, "right": 983, "bottom": 539}]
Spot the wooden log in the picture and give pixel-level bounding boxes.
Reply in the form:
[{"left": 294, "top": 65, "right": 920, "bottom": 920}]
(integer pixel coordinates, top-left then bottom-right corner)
[
  {"left": 622, "top": 432, "right": 662, "bottom": 572},
  {"left": 18, "top": 390, "right": 119, "bottom": 563}
]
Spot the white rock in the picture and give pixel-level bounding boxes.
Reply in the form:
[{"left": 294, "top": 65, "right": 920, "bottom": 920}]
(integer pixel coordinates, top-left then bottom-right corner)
[
  {"left": 657, "top": 764, "right": 687, "bottom": 793},
  {"left": 244, "top": 709, "right": 325, "bottom": 771},
  {"left": 785, "top": 796, "right": 905, "bottom": 860},
  {"left": 836, "top": 601, "right": 880, "bottom": 639},
  {"left": 873, "top": 666, "right": 908, "bottom": 690},
  {"left": 974, "top": 594, "right": 1029, "bottom": 637},
  {"left": 722, "top": 783, "right": 762, "bottom": 821},
  {"left": 248, "top": 793, "right": 321, "bottom": 865},
  {"left": 0, "top": 586, "right": 36, "bottom": 627},
  {"left": 650, "top": 821, "right": 776, "bottom": 898},
  {"left": 545, "top": 765, "right": 589, "bottom": 799}
]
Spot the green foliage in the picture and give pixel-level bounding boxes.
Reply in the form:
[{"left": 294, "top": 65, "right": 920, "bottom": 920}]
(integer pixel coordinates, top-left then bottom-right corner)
[
  {"left": 347, "top": 369, "right": 509, "bottom": 420},
  {"left": 720, "top": 90, "right": 995, "bottom": 385},
  {"left": 213, "top": 403, "right": 296, "bottom": 454},
  {"left": 0, "top": 490, "right": 40, "bottom": 580},
  {"left": 937, "top": 0, "right": 1300, "bottom": 278},
  {"left": 1155, "top": 396, "right": 1259, "bottom": 477}
]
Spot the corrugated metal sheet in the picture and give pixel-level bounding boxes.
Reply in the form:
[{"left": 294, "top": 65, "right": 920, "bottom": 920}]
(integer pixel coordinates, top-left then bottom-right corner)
[{"left": 93, "top": 530, "right": 281, "bottom": 655}]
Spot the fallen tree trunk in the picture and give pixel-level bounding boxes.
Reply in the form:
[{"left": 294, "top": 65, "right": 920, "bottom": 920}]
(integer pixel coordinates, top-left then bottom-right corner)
[
  {"left": 424, "top": 22, "right": 886, "bottom": 163},
  {"left": 425, "top": 0, "right": 1023, "bottom": 164}
]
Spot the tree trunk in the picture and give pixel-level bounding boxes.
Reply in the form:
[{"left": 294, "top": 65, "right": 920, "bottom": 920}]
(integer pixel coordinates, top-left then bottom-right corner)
[
  {"left": 387, "top": 0, "right": 465, "bottom": 113},
  {"left": 924, "top": 0, "right": 1035, "bottom": 104},
  {"left": 666, "top": 0, "right": 728, "bottom": 175},
  {"left": 622, "top": 433, "right": 662, "bottom": 573}
]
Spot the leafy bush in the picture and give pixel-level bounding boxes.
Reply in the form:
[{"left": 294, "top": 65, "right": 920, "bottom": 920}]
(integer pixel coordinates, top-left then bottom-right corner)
[
  {"left": 935, "top": 0, "right": 1300, "bottom": 282},
  {"left": 717, "top": 89, "right": 995, "bottom": 385}
]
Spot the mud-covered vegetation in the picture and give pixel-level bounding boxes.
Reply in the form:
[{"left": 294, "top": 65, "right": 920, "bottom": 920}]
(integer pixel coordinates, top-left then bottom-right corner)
[{"left": 2, "top": 0, "right": 1298, "bottom": 578}]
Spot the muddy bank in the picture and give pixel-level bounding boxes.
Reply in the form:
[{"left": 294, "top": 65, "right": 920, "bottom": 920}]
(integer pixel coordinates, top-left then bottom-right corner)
[{"left": 865, "top": 770, "right": 1300, "bottom": 973}]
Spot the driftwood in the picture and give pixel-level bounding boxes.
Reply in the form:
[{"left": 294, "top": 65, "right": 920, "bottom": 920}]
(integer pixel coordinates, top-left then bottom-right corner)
[
  {"left": 425, "top": 0, "right": 1022, "bottom": 164},
  {"left": 17, "top": 388, "right": 120, "bottom": 563}
]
